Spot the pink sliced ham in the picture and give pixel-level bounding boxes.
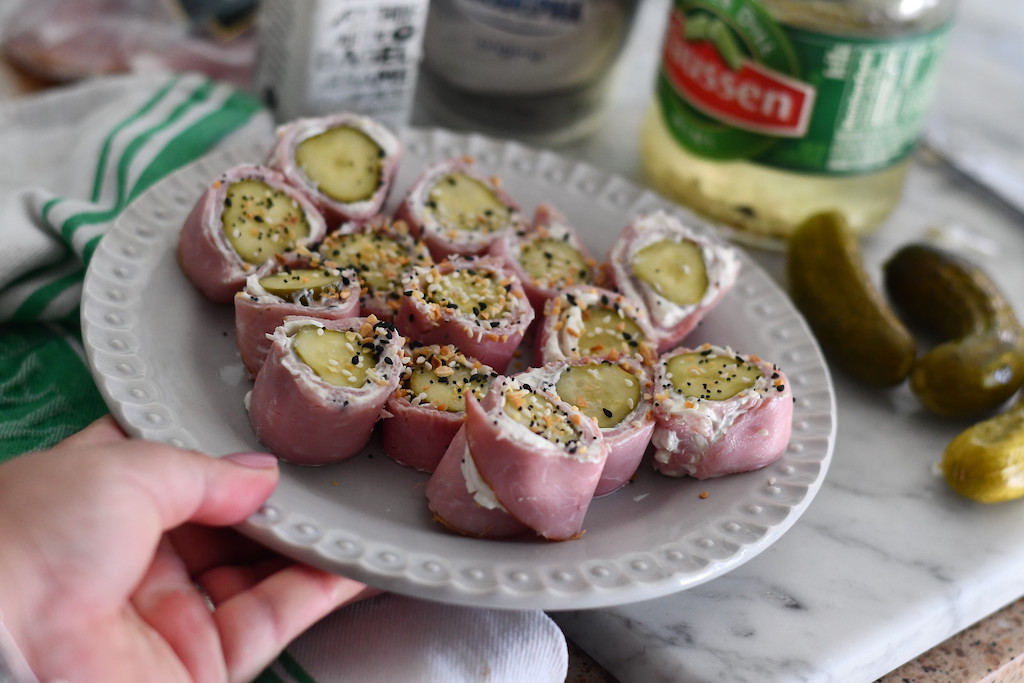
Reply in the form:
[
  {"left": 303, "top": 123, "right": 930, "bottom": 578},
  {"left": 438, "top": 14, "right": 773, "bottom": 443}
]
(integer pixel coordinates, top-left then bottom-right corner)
[
  {"left": 425, "top": 427, "right": 532, "bottom": 539},
  {"left": 317, "top": 218, "right": 433, "bottom": 323},
  {"left": 606, "top": 210, "right": 740, "bottom": 353},
  {"left": 650, "top": 344, "right": 793, "bottom": 480},
  {"left": 426, "top": 375, "right": 609, "bottom": 541},
  {"left": 248, "top": 316, "right": 405, "bottom": 466},
  {"left": 381, "top": 344, "right": 497, "bottom": 473},
  {"left": 266, "top": 113, "right": 401, "bottom": 228},
  {"left": 394, "top": 156, "right": 523, "bottom": 261},
  {"left": 395, "top": 256, "right": 534, "bottom": 373},
  {"left": 515, "top": 357, "right": 655, "bottom": 496},
  {"left": 533, "top": 284, "right": 657, "bottom": 368},
  {"left": 488, "top": 202, "right": 598, "bottom": 315},
  {"left": 177, "top": 164, "right": 327, "bottom": 303},
  {"left": 234, "top": 251, "right": 361, "bottom": 377}
]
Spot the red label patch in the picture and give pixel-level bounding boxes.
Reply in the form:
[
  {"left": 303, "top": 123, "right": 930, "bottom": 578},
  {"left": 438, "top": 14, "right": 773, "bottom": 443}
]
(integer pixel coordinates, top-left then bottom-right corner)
[{"left": 663, "top": 12, "right": 816, "bottom": 138}]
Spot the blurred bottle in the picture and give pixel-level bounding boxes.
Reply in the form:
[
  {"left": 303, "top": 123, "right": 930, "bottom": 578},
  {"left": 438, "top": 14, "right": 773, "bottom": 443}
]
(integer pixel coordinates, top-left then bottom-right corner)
[
  {"left": 254, "top": 0, "right": 429, "bottom": 128},
  {"left": 641, "top": 0, "right": 958, "bottom": 247},
  {"left": 416, "top": 0, "right": 639, "bottom": 146}
]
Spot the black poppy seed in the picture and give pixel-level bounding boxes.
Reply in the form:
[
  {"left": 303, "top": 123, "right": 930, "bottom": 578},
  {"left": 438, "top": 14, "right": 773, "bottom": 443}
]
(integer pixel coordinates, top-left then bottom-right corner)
[{"left": 602, "top": 408, "right": 613, "bottom": 418}]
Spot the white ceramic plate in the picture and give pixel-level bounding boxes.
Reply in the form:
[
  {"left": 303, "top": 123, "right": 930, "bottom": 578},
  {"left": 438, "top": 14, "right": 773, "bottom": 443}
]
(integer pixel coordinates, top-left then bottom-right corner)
[{"left": 82, "top": 127, "right": 835, "bottom": 611}]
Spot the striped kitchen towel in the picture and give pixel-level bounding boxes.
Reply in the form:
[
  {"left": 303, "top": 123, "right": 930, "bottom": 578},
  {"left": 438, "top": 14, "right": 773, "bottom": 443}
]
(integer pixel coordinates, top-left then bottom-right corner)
[
  {"left": 0, "top": 72, "right": 569, "bottom": 683},
  {"left": 0, "top": 71, "right": 270, "bottom": 456}
]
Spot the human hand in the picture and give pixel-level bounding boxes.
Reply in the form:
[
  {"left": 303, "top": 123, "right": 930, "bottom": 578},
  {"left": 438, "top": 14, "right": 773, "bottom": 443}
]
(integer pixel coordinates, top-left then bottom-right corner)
[{"left": 0, "top": 416, "right": 378, "bottom": 683}]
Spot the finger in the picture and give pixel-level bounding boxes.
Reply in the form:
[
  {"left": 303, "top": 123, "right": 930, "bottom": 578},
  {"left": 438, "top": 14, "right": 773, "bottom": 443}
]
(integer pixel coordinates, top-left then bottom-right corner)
[
  {"left": 129, "top": 537, "right": 227, "bottom": 683},
  {"left": 215, "top": 566, "right": 379, "bottom": 682},
  {"left": 194, "top": 557, "right": 291, "bottom": 606},
  {"left": 116, "top": 448, "right": 281, "bottom": 532},
  {"left": 167, "top": 525, "right": 280, "bottom": 578},
  {"left": 56, "top": 414, "right": 127, "bottom": 448}
]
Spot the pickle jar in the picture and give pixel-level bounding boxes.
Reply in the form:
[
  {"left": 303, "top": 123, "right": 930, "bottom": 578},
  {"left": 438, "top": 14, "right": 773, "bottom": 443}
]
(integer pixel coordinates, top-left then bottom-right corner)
[{"left": 640, "top": 0, "right": 958, "bottom": 247}]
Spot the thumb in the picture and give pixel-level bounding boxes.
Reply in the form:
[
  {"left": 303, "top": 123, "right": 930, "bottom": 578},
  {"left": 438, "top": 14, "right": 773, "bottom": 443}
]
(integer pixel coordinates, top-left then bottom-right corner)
[{"left": 112, "top": 445, "right": 282, "bottom": 532}]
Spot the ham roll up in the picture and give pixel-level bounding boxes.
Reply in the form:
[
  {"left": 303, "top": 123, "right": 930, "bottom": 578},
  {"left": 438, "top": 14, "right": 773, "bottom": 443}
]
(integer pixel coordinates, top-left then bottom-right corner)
[
  {"left": 426, "top": 375, "right": 609, "bottom": 541},
  {"left": 178, "top": 163, "right": 327, "bottom": 303},
  {"left": 267, "top": 112, "right": 401, "bottom": 227},
  {"left": 516, "top": 356, "right": 655, "bottom": 496},
  {"left": 248, "top": 316, "right": 404, "bottom": 466},
  {"left": 317, "top": 218, "right": 433, "bottom": 323},
  {"left": 488, "top": 202, "right": 598, "bottom": 315},
  {"left": 381, "top": 343, "right": 497, "bottom": 473},
  {"left": 395, "top": 156, "right": 522, "bottom": 261},
  {"left": 650, "top": 344, "right": 793, "bottom": 480},
  {"left": 534, "top": 285, "right": 657, "bottom": 368},
  {"left": 606, "top": 210, "right": 740, "bottom": 353},
  {"left": 396, "top": 256, "right": 534, "bottom": 373}
]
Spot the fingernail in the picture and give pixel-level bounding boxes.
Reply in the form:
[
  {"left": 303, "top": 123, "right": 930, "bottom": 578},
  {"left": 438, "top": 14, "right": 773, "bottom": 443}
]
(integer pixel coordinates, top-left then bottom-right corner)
[{"left": 224, "top": 452, "right": 279, "bottom": 469}]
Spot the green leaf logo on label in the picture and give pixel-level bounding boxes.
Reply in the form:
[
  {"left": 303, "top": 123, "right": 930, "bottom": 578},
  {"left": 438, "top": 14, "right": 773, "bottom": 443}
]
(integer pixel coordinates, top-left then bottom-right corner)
[{"left": 658, "top": 0, "right": 814, "bottom": 160}]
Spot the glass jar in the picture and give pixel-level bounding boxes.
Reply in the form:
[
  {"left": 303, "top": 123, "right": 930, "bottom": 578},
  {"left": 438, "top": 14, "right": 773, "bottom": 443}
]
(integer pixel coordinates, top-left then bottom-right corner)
[
  {"left": 416, "top": 0, "right": 640, "bottom": 146},
  {"left": 640, "top": 0, "right": 958, "bottom": 247}
]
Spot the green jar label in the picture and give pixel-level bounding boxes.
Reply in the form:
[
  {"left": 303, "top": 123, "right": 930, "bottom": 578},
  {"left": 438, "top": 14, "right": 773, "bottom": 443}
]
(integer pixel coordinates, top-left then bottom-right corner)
[{"left": 657, "top": 0, "right": 950, "bottom": 175}]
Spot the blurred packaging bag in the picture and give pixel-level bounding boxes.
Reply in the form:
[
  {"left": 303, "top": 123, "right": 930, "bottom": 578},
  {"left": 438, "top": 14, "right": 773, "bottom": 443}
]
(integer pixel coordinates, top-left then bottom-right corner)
[{"left": 0, "top": 0, "right": 258, "bottom": 87}]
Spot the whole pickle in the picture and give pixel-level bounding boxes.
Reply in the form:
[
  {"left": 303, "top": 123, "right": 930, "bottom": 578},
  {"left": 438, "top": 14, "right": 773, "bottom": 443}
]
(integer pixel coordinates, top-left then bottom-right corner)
[{"left": 884, "top": 243, "right": 1024, "bottom": 419}]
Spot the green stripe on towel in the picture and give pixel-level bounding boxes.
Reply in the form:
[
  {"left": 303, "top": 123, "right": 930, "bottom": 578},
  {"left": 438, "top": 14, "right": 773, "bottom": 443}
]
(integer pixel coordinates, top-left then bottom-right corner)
[{"left": 0, "top": 324, "right": 106, "bottom": 459}]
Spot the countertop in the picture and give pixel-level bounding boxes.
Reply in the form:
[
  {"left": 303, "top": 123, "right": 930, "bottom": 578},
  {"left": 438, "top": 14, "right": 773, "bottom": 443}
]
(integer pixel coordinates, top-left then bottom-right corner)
[{"left": 4, "top": 0, "right": 1024, "bottom": 680}]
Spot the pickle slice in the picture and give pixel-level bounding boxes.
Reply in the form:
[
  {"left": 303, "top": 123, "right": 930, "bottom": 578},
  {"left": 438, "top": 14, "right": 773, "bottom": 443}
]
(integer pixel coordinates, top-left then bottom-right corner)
[
  {"left": 577, "top": 306, "right": 645, "bottom": 357},
  {"left": 518, "top": 237, "right": 591, "bottom": 288},
  {"left": 294, "top": 126, "right": 383, "bottom": 203},
  {"left": 503, "top": 387, "right": 580, "bottom": 446},
  {"left": 321, "top": 232, "right": 419, "bottom": 293},
  {"left": 555, "top": 362, "right": 641, "bottom": 428},
  {"left": 426, "top": 172, "right": 510, "bottom": 233},
  {"left": 632, "top": 239, "right": 708, "bottom": 306},
  {"left": 407, "top": 360, "right": 492, "bottom": 413},
  {"left": 258, "top": 268, "right": 345, "bottom": 298},
  {"left": 427, "top": 269, "right": 512, "bottom": 318},
  {"left": 291, "top": 326, "right": 377, "bottom": 388},
  {"left": 222, "top": 179, "right": 311, "bottom": 264},
  {"left": 665, "top": 350, "right": 762, "bottom": 400}
]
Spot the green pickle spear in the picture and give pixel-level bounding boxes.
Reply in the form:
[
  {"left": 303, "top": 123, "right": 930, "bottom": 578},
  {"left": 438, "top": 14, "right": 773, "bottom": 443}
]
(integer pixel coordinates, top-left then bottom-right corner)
[
  {"left": 258, "top": 268, "right": 345, "bottom": 298},
  {"left": 291, "top": 326, "right": 377, "bottom": 388},
  {"left": 502, "top": 386, "right": 580, "bottom": 446},
  {"left": 222, "top": 179, "right": 311, "bottom": 264},
  {"left": 407, "top": 359, "right": 491, "bottom": 413},
  {"left": 294, "top": 125, "right": 384, "bottom": 203},
  {"left": 664, "top": 350, "right": 762, "bottom": 400},
  {"left": 632, "top": 239, "right": 708, "bottom": 306},
  {"left": 518, "top": 238, "right": 592, "bottom": 288},
  {"left": 577, "top": 306, "right": 646, "bottom": 357},
  {"left": 426, "top": 172, "right": 511, "bottom": 233},
  {"left": 555, "top": 362, "right": 641, "bottom": 429}
]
